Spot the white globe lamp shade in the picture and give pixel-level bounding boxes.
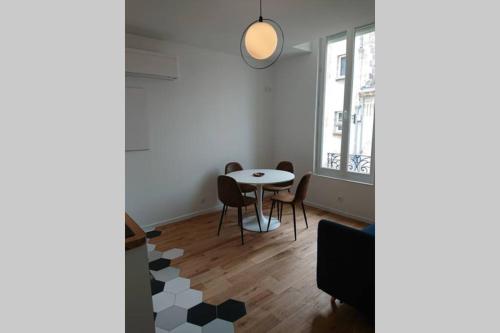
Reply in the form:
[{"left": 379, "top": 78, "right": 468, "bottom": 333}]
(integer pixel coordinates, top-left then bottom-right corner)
[
  {"left": 244, "top": 21, "right": 278, "bottom": 60},
  {"left": 240, "top": 18, "right": 284, "bottom": 69}
]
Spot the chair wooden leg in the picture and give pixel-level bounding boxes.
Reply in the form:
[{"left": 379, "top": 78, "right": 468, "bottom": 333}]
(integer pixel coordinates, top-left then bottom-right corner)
[
  {"left": 279, "top": 202, "right": 283, "bottom": 221},
  {"left": 238, "top": 207, "right": 244, "bottom": 245},
  {"left": 301, "top": 202, "right": 308, "bottom": 229},
  {"left": 292, "top": 204, "right": 297, "bottom": 241},
  {"left": 254, "top": 203, "right": 262, "bottom": 232},
  {"left": 267, "top": 200, "right": 275, "bottom": 232},
  {"left": 217, "top": 207, "right": 225, "bottom": 236}
]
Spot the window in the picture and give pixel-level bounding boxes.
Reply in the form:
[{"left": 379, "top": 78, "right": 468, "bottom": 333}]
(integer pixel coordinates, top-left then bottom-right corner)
[
  {"left": 337, "top": 55, "right": 346, "bottom": 79},
  {"left": 316, "top": 24, "right": 375, "bottom": 184},
  {"left": 333, "top": 111, "right": 343, "bottom": 134}
]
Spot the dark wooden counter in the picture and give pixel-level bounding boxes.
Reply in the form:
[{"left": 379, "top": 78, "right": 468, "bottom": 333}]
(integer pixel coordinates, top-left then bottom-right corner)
[{"left": 125, "top": 213, "right": 146, "bottom": 250}]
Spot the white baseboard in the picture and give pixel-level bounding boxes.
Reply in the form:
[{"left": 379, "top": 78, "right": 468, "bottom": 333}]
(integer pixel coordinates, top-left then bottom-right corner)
[
  {"left": 303, "top": 200, "right": 374, "bottom": 224},
  {"left": 142, "top": 204, "right": 224, "bottom": 231},
  {"left": 142, "top": 199, "right": 373, "bottom": 231}
]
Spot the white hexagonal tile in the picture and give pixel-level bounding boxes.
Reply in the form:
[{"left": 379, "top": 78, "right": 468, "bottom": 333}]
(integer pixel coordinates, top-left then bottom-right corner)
[
  {"left": 148, "top": 250, "right": 162, "bottom": 262},
  {"left": 202, "top": 319, "right": 234, "bottom": 333},
  {"left": 156, "top": 327, "right": 169, "bottom": 333},
  {"left": 156, "top": 306, "right": 187, "bottom": 331},
  {"left": 165, "top": 277, "right": 190, "bottom": 294},
  {"left": 174, "top": 289, "right": 203, "bottom": 309},
  {"left": 170, "top": 322, "right": 201, "bottom": 333},
  {"left": 147, "top": 243, "right": 156, "bottom": 252},
  {"left": 162, "top": 248, "right": 184, "bottom": 260},
  {"left": 153, "top": 291, "right": 175, "bottom": 312},
  {"left": 151, "top": 267, "right": 180, "bottom": 282}
]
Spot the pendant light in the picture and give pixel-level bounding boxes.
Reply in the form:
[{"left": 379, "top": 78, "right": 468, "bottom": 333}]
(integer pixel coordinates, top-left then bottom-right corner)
[{"left": 240, "top": 0, "right": 284, "bottom": 69}]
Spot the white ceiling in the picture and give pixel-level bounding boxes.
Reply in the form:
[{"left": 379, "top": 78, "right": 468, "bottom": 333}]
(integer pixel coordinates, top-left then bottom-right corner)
[{"left": 126, "top": 0, "right": 374, "bottom": 56}]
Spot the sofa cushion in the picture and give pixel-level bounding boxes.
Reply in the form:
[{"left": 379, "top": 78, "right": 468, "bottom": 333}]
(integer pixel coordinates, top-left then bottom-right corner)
[{"left": 316, "top": 220, "right": 375, "bottom": 318}]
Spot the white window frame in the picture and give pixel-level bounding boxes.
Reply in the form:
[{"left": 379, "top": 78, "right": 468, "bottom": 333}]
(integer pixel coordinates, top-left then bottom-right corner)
[{"left": 315, "top": 24, "right": 375, "bottom": 185}]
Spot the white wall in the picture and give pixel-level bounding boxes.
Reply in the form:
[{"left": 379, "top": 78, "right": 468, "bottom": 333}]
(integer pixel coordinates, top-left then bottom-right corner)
[
  {"left": 126, "top": 17, "right": 376, "bottom": 228},
  {"left": 271, "top": 41, "right": 375, "bottom": 223},
  {"left": 125, "top": 34, "right": 274, "bottom": 228}
]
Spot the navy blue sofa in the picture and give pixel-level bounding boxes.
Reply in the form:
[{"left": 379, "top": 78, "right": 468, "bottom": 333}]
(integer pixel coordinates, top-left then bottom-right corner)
[{"left": 316, "top": 219, "right": 375, "bottom": 318}]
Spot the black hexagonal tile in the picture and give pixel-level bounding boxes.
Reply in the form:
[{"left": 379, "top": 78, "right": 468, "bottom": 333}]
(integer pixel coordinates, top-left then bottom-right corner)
[
  {"left": 146, "top": 230, "right": 161, "bottom": 239},
  {"left": 187, "top": 302, "right": 217, "bottom": 326},
  {"left": 150, "top": 279, "right": 165, "bottom": 295},
  {"left": 217, "top": 299, "right": 246, "bottom": 322},
  {"left": 149, "top": 258, "right": 170, "bottom": 271}
]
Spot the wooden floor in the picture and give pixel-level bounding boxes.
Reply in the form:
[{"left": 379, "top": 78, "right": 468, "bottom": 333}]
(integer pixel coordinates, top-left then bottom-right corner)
[{"left": 150, "top": 199, "right": 375, "bottom": 333}]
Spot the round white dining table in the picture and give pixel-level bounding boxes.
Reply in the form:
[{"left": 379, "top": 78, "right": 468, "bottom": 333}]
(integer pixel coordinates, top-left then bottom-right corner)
[{"left": 226, "top": 169, "right": 295, "bottom": 232}]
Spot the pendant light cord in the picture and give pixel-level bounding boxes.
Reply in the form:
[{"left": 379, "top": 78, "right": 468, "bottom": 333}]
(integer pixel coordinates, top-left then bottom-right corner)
[{"left": 259, "top": 0, "right": 263, "bottom": 21}]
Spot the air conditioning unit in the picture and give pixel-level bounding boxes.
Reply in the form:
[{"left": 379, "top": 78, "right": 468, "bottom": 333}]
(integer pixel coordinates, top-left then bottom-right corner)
[{"left": 125, "top": 48, "right": 179, "bottom": 80}]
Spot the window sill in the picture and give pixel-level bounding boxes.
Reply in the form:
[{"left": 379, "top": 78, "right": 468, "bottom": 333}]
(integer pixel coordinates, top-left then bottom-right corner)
[{"left": 313, "top": 172, "right": 374, "bottom": 186}]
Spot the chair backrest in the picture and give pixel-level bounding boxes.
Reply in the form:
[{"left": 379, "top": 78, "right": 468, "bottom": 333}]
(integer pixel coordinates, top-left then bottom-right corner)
[
  {"left": 276, "top": 161, "right": 294, "bottom": 173},
  {"left": 276, "top": 161, "right": 294, "bottom": 186},
  {"left": 294, "top": 172, "right": 312, "bottom": 203},
  {"left": 225, "top": 162, "right": 243, "bottom": 174},
  {"left": 217, "top": 175, "right": 244, "bottom": 207}
]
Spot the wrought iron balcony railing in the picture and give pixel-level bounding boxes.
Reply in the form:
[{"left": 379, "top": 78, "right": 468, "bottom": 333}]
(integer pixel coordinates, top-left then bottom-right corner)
[
  {"left": 326, "top": 152, "right": 371, "bottom": 174},
  {"left": 326, "top": 152, "right": 341, "bottom": 170}
]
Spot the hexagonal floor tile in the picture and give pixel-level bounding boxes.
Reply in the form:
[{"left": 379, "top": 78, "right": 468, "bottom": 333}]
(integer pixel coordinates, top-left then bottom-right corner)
[
  {"left": 147, "top": 243, "right": 156, "bottom": 252},
  {"left": 151, "top": 279, "right": 166, "bottom": 296},
  {"left": 155, "top": 327, "right": 169, "bottom": 333},
  {"left": 165, "top": 277, "right": 190, "bottom": 294},
  {"left": 162, "top": 248, "right": 184, "bottom": 260},
  {"left": 170, "top": 322, "right": 202, "bottom": 333},
  {"left": 149, "top": 258, "right": 171, "bottom": 271},
  {"left": 174, "top": 289, "right": 203, "bottom": 309},
  {"left": 202, "top": 319, "right": 234, "bottom": 333},
  {"left": 151, "top": 267, "right": 180, "bottom": 282},
  {"left": 149, "top": 250, "right": 163, "bottom": 262},
  {"left": 147, "top": 230, "right": 162, "bottom": 239},
  {"left": 153, "top": 291, "right": 175, "bottom": 312},
  {"left": 187, "top": 302, "right": 217, "bottom": 326},
  {"left": 156, "top": 306, "right": 187, "bottom": 331},
  {"left": 216, "top": 299, "right": 246, "bottom": 322}
]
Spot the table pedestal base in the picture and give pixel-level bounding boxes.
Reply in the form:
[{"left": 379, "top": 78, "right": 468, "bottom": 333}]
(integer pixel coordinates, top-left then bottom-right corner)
[{"left": 242, "top": 216, "right": 280, "bottom": 232}]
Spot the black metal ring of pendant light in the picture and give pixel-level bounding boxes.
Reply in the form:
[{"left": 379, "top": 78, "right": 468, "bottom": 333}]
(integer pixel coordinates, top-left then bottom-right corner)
[{"left": 240, "top": 17, "right": 284, "bottom": 69}]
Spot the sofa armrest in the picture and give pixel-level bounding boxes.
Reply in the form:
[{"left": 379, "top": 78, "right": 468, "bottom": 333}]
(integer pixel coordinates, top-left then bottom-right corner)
[{"left": 316, "top": 219, "right": 375, "bottom": 315}]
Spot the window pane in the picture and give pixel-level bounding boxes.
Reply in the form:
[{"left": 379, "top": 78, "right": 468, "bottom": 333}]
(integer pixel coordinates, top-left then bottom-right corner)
[
  {"left": 338, "top": 55, "right": 346, "bottom": 78},
  {"left": 321, "top": 35, "right": 346, "bottom": 170},
  {"left": 348, "top": 27, "right": 375, "bottom": 174}
]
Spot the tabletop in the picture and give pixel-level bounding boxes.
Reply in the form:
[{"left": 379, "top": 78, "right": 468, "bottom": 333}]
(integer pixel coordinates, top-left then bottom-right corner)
[{"left": 227, "top": 169, "right": 295, "bottom": 185}]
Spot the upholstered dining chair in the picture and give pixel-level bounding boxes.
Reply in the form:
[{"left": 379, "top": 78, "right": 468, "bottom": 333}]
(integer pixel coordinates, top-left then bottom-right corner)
[
  {"left": 217, "top": 175, "right": 261, "bottom": 245},
  {"left": 267, "top": 172, "right": 312, "bottom": 240},
  {"left": 262, "top": 161, "right": 294, "bottom": 216},
  {"left": 224, "top": 162, "right": 257, "bottom": 215}
]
